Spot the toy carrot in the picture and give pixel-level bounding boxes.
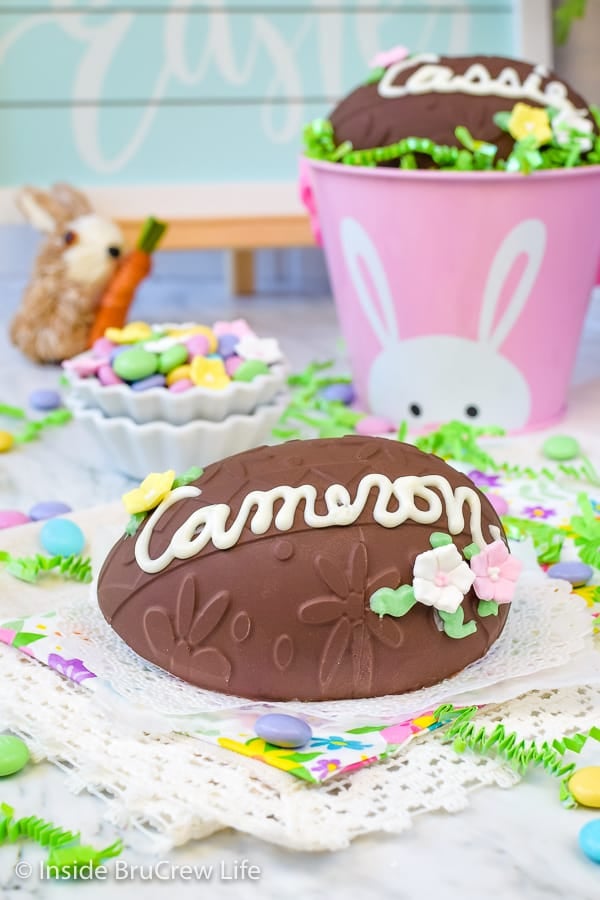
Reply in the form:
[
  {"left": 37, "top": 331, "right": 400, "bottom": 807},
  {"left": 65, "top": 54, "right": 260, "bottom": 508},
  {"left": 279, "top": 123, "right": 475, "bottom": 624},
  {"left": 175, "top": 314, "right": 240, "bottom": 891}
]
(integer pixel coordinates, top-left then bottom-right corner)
[{"left": 88, "top": 216, "right": 167, "bottom": 345}]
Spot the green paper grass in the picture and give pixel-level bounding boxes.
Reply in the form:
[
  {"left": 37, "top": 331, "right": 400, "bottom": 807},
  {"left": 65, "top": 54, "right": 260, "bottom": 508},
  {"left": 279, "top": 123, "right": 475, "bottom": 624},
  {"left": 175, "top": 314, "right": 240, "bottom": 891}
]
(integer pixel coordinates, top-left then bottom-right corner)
[
  {"left": 500, "top": 517, "right": 566, "bottom": 565},
  {"left": 0, "top": 551, "right": 92, "bottom": 584},
  {"left": 434, "top": 704, "right": 600, "bottom": 807},
  {"left": 570, "top": 493, "right": 600, "bottom": 570}
]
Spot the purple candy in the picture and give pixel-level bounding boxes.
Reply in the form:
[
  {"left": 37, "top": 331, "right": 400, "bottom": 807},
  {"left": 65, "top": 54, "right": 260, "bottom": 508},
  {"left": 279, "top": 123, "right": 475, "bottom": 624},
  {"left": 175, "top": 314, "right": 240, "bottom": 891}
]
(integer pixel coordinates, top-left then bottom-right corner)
[
  {"left": 169, "top": 378, "right": 194, "bottom": 394},
  {"left": 320, "top": 383, "right": 355, "bottom": 405},
  {"left": 217, "top": 334, "right": 239, "bottom": 359},
  {"left": 97, "top": 365, "right": 123, "bottom": 387},
  {"left": 109, "top": 345, "right": 130, "bottom": 364},
  {"left": 28, "top": 500, "right": 72, "bottom": 521},
  {"left": 355, "top": 415, "right": 395, "bottom": 435},
  {"left": 186, "top": 334, "right": 211, "bottom": 358},
  {"left": 546, "top": 561, "right": 593, "bottom": 587},
  {"left": 254, "top": 713, "right": 312, "bottom": 749},
  {"left": 130, "top": 374, "right": 166, "bottom": 392},
  {"left": 28, "top": 388, "right": 62, "bottom": 411},
  {"left": 0, "top": 510, "right": 30, "bottom": 530},
  {"left": 225, "top": 355, "right": 244, "bottom": 377},
  {"left": 487, "top": 493, "right": 509, "bottom": 516},
  {"left": 92, "top": 337, "right": 115, "bottom": 358}
]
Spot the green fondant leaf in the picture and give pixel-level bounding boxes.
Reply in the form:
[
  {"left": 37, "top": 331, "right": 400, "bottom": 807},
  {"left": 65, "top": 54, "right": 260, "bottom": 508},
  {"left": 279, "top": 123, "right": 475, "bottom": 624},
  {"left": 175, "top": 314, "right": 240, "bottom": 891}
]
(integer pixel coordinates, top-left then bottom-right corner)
[
  {"left": 463, "top": 542, "right": 481, "bottom": 560},
  {"left": 125, "top": 512, "right": 147, "bottom": 537},
  {"left": 493, "top": 111, "right": 512, "bottom": 132},
  {"left": 369, "top": 585, "right": 417, "bottom": 618},
  {"left": 173, "top": 466, "right": 203, "bottom": 489},
  {"left": 477, "top": 600, "right": 499, "bottom": 617},
  {"left": 364, "top": 65, "right": 385, "bottom": 84},
  {"left": 430, "top": 532, "right": 452, "bottom": 548},
  {"left": 438, "top": 608, "right": 477, "bottom": 639}
]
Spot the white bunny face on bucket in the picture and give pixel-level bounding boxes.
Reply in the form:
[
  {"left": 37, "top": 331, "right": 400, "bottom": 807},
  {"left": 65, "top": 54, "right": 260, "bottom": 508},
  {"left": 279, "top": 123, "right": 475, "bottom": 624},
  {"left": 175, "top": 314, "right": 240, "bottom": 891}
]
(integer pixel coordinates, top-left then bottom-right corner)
[{"left": 340, "top": 216, "right": 547, "bottom": 430}]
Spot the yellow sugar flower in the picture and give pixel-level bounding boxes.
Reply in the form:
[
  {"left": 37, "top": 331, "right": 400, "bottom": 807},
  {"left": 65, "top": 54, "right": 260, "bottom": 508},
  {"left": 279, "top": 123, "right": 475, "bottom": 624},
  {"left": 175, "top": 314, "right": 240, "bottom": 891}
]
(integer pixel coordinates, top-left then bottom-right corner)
[
  {"left": 122, "top": 470, "right": 176, "bottom": 515},
  {"left": 106, "top": 321, "right": 153, "bottom": 344},
  {"left": 507, "top": 103, "right": 552, "bottom": 147},
  {"left": 190, "top": 356, "right": 230, "bottom": 390}
]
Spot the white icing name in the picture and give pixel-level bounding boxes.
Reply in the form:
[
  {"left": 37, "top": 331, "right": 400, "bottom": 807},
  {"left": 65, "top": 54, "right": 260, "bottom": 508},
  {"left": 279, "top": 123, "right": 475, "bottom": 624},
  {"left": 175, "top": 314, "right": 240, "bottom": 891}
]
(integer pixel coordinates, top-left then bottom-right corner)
[
  {"left": 134, "top": 474, "right": 495, "bottom": 574},
  {"left": 378, "top": 53, "right": 587, "bottom": 118}
]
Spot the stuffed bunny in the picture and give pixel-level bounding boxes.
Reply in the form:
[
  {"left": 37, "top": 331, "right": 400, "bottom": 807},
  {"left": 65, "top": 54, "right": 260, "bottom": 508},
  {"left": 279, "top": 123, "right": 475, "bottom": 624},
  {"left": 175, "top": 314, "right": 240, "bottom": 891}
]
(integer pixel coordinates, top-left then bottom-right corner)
[
  {"left": 10, "top": 183, "right": 124, "bottom": 363},
  {"left": 340, "top": 216, "right": 546, "bottom": 430}
]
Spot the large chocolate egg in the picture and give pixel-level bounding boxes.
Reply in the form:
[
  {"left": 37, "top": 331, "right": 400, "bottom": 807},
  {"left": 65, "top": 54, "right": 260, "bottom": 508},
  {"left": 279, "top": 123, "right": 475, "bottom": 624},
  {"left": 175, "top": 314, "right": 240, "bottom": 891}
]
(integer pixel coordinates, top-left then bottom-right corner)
[
  {"left": 329, "top": 54, "right": 594, "bottom": 167},
  {"left": 97, "top": 436, "right": 513, "bottom": 700}
]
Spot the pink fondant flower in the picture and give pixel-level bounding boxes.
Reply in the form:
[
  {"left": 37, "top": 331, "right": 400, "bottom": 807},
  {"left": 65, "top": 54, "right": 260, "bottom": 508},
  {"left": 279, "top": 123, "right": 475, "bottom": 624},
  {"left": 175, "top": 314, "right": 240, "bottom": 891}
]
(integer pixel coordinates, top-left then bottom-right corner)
[
  {"left": 212, "top": 319, "right": 255, "bottom": 339},
  {"left": 412, "top": 544, "right": 475, "bottom": 614},
  {"left": 470, "top": 540, "right": 522, "bottom": 604},
  {"left": 369, "top": 45, "right": 409, "bottom": 70}
]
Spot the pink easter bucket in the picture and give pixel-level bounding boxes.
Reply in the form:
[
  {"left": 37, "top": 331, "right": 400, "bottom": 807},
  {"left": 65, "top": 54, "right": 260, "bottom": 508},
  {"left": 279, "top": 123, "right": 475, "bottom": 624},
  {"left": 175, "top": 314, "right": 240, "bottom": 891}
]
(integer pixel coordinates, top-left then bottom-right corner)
[{"left": 304, "top": 159, "right": 600, "bottom": 432}]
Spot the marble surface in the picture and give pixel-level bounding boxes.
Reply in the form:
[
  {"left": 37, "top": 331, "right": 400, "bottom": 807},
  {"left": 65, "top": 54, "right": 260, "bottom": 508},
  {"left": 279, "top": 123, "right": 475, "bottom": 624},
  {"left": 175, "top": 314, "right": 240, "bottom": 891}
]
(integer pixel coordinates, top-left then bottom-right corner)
[{"left": 0, "top": 277, "right": 599, "bottom": 899}]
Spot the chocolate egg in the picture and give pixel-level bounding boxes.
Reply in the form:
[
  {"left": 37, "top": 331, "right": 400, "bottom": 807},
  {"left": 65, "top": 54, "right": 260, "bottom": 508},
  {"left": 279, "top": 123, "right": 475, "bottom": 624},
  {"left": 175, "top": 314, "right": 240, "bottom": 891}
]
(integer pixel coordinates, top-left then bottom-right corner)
[{"left": 97, "top": 436, "right": 514, "bottom": 701}]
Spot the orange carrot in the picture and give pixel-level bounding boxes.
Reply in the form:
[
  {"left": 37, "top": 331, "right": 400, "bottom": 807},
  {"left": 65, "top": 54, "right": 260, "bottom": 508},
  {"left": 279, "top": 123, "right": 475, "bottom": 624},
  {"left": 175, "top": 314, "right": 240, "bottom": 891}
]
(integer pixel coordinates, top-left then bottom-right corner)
[{"left": 88, "top": 217, "right": 166, "bottom": 345}]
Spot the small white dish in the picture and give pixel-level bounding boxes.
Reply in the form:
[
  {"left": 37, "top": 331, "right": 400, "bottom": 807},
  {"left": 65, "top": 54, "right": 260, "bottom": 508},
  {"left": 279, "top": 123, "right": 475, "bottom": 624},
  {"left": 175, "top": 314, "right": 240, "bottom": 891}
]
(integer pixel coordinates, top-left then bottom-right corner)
[
  {"left": 72, "top": 396, "right": 289, "bottom": 479},
  {"left": 64, "top": 361, "right": 287, "bottom": 425}
]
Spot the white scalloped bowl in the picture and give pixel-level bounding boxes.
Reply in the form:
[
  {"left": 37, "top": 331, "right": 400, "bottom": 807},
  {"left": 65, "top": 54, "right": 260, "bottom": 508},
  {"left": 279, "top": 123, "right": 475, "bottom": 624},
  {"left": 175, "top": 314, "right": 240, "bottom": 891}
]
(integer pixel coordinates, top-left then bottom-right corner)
[
  {"left": 72, "top": 396, "right": 288, "bottom": 479},
  {"left": 64, "top": 361, "right": 287, "bottom": 425}
]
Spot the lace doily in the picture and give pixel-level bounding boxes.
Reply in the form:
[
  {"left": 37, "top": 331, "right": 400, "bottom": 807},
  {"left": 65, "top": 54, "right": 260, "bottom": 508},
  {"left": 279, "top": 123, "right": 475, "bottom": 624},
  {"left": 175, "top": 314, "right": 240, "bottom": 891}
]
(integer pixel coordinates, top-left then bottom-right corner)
[{"left": 0, "top": 644, "right": 598, "bottom": 851}]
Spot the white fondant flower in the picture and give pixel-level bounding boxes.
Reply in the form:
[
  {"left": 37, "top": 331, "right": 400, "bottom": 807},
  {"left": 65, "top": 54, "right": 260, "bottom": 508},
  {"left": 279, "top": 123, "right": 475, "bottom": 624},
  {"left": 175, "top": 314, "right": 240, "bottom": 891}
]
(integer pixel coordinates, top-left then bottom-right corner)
[
  {"left": 235, "top": 335, "right": 283, "bottom": 365},
  {"left": 143, "top": 335, "right": 185, "bottom": 353},
  {"left": 551, "top": 109, "right": 593, "bottom": 152},
  {"left": 412, "top": 544, "right": 475, "bottom": 614}
]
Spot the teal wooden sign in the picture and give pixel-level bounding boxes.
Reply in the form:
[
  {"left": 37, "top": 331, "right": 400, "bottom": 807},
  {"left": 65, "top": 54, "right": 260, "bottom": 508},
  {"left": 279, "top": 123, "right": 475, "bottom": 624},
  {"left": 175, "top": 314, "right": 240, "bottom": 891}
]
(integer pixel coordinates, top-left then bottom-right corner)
[{"left": 0, "top": 1, "right": 538, "bottom": 187}]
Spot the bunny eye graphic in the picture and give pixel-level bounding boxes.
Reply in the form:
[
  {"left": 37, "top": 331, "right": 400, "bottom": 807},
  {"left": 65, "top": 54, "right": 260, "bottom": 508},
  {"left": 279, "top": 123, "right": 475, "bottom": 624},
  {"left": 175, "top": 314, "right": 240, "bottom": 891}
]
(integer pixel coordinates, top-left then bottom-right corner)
[
  {"left": 465, "top": 405, "right": 480, "bottom": 419},
  {"left": 409, "top": 403, "right": 422, "bottom": 417},
  {"left": 63, "top": 230, "right": 78, "bottom": 246}
]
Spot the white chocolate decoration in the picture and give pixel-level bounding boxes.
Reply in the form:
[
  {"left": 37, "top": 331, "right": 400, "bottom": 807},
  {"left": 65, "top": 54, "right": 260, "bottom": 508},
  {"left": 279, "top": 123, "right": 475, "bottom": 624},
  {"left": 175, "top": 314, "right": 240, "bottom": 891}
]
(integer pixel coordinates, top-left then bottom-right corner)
[
  {"left": 378, "top": 54, "right": 588, "bottom": 119},
  {"left": 134, "top": 474, "right": 496, "bottom": 574}
]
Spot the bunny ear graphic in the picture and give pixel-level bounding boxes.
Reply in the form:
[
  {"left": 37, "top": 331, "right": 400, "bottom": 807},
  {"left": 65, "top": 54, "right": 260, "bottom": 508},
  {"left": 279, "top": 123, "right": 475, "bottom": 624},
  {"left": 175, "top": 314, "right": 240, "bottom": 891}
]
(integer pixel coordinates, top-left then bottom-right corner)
[
  {"left": 340, "top": 217, "right": 399, "bottom": 348},
  {"left": 479, "top": 219, "right": 546, "bottom": 350}
]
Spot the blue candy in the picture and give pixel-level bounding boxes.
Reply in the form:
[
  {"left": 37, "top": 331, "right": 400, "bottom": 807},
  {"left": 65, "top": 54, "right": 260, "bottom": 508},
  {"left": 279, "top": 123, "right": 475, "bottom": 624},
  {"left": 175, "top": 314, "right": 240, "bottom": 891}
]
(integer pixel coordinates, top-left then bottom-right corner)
[
  {"left": 320, "top": 383, "right": 355, "bottom": 405},
  {"left": 28, "top": 388, "right": 62, "bottom": 411},
  {"left": 579, "top": 819, "right": 600, "bottom": 864},
  {"left": 40, "top": 518, "right": 85, "bottom": 557},
  {"left": 130, "top": 374, "right": 167, "bottom": 392},
  {"left": 217, "top": 334, "right": 239, "bottom": 359},
  {"left": 29, "top": 501, "right": 72, "bottom": 521},
  {"left": 546, "top": 561, "right": 593, "bottom": 587},
  {"left": 254, "top": 714, "right": 312, "bottom": 749}
]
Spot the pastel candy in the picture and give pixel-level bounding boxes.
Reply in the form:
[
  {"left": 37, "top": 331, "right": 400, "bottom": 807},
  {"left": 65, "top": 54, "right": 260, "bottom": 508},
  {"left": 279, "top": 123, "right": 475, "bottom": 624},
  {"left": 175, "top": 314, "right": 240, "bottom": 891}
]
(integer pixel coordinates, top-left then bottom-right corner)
[
  {"left": 0, "top": 735, "right": 30, "bottom": 776},
  {"left": 579, "top": 820, "right": 600, "bottom": 864},
  {"left": 28, "top": 388, "right": 62, "bottom": 411},
  {"left": 225, "top": 355, "right": 244, "bottom": 377},
  {"left": 113, "top": 348, "right": 159, "bottom": 382},
  {"left": 0, "top": 510, "right": 30, "bottom": 529},
  {"left": 218, "top": 334, "right": 239, "bottom": 358},
  {"left": 0, "top": 431, "right": 14, "bottom": 453},
  {"left": 40, "top": 518, "right": 85, "bottom": 557},
  {"left": 63, "top": 356, "right": 107, "bottom": 377},
  {"left": 546, "top": 561, "right": 593, "bottom": 587},
  {"left": 158, "top": 344, "right": 189, "bottom": 374},
  {"left": 97, "top": 365, "right": 124, "bottom": 386},
  {"left": 569, "top": 768, "right": 600, "bottom": 808},
  {"left": 355, "top": 415, "right": 395, "bottom": 435},
  {"left": 186, "top": 334, "right": 211, "bottom": 358},
  {"left": 254, "top": 714, "right": 312, "bottom": 749},
  {"left": 542, "top": 434, "right": 581, "bottom": 461},
  {"left": 92, "top": 337, "right": 115, "bottom": 358},
  {"left": 29, "top": 501, "right": 72, "bottom": 521},
  {"left": 321, "top": 383, "right": 355, "bottom": 404},
  {"left": 109, "top": 346, "right": 130, "bottom": 364},
  {"left": 487, "top": 493, "right": 509, "bottom": 516},
  {"left": 131, "top": 374, "right": 167, "bottom": 392},
  {"left": 106, "top": 321, "right": 153, "bottom": 344},
  {"left": 166, "top": 364, "right": 192, "bottom": 386},
  {"left": 169, "top": 378, "right": 194, "bottom": 394},
  {"left": 232, "top": 359, "right": 270, "bottom": 383}
]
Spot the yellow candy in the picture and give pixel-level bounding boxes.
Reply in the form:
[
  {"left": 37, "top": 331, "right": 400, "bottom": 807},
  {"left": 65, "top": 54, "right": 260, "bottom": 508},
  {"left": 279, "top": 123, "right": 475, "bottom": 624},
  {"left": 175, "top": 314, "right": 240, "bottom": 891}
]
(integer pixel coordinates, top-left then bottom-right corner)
[
  {"left": 167, "top": 324, "right": 218, "bottom": 353},
  {"left": 166, "top": 364, "right": 192, "bottom": 386},
  {"left": 122, "top": 470, "right": 176, "bottom": 515},
  {"left": 190, "top": 356, "right": 230, "bottom": 390},
  {"left": 0, "top": 430, "right": 14, "bottom": 452},
  {"left": 568, "top": 767, "right": 600, "bottom": 808},
  {"left": 106, "top": 321, "right": 153, "bottom": 344}
]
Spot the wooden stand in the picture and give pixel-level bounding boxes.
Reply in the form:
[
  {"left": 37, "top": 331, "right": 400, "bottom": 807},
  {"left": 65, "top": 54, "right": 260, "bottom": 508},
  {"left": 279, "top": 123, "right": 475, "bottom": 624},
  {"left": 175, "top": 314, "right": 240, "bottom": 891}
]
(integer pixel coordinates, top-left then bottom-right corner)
[{"left": 116, "top": 214, "right": 315, "bottom": 296}]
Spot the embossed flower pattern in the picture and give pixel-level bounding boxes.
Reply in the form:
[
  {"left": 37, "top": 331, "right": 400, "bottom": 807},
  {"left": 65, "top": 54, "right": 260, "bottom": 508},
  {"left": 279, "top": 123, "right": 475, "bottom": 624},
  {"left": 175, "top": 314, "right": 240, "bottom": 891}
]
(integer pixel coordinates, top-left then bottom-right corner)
[
  {"left": 298, "top": 542, "right": 404, "bottom": 692},
  {"left": 144, "top": 574, "right": 232, "bottom": 684}
]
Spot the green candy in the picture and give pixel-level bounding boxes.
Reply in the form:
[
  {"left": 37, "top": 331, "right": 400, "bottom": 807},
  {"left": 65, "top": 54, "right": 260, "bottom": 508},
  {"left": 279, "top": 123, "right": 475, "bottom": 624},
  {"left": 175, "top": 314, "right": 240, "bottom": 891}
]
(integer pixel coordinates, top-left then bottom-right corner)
[
  {"left": 158, "top": 343, "right": 188, "bottom": 374},
  {"left": 113, "top": 348, "right": 158, "bottom": 382},
  {"left": 0, "top": 735, "right": 30, "bottom": 776},
  {"left": 542, "top": 434, "right": 581, "bottom": 462},
  {"left": 232, "top": 359, "right": 270, "bottom": 383}
]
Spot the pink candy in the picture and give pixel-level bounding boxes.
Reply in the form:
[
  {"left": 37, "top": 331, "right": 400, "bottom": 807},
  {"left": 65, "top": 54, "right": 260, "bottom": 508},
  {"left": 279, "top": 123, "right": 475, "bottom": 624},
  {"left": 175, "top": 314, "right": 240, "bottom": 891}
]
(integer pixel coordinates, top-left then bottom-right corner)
[
  {"left": 97, "top": 365, "right": 124, "bottom": 386},
  {"left": 169, "top": 378, "right": 194, "bottom": 393},
  {"left": 487, "top": 493, "right": 509, "bottom": 516},
  {"left": 92, "top": 337, "right": 115, "bottom": 358},
  {"left": 0, "top": 510, "right": 30, "bottom": 530},
  {"left": 225, "top": 355, "right": 244, "bottom": 377},
  {"left": 63, "top": 356, "right": 108, "bottom": 377},
  {"left": 355, "top": 415, "right": 396, "bottom": 435},
  {"left": 185, "top": 334, "right": 211, "bottom": 357}
]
